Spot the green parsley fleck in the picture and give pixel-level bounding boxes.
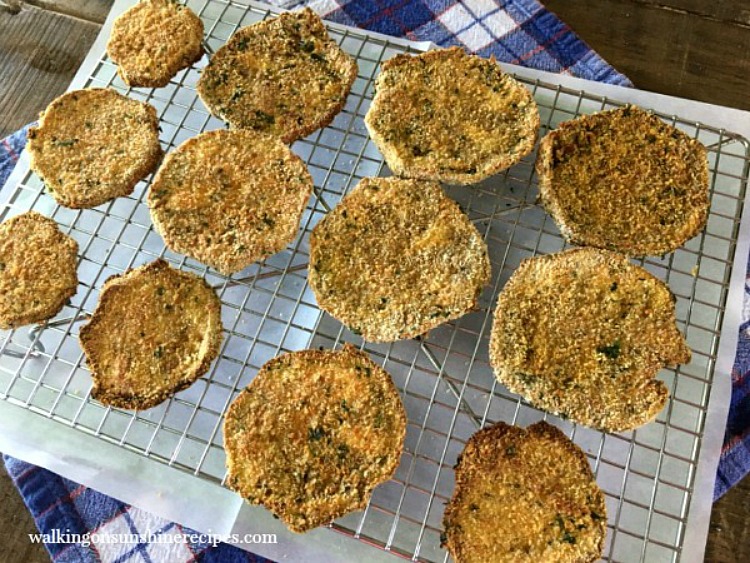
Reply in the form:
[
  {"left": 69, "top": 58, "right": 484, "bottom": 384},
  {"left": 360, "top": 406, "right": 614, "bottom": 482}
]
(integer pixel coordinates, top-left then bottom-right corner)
[
  {"left": 308, "top": 426, "right": 325, "bottom": 441},
  {"left": 254, "top": 110, "right": 275, "bottom": 125},
  {"left": 597, "top": 340, "right": 621, "bottom": 360},
  {"left": 53, "top": 139, "right": 77, "bottom": 147},
  {"left": 561, "top": 531, "right": 576, "bottom": 544}
]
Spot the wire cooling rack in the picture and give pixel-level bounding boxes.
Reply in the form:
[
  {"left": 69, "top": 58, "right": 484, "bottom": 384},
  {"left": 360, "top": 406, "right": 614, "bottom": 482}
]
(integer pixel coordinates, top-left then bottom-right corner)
[{"left": 1, "top": 1, "right": 748, "bottom": 561}]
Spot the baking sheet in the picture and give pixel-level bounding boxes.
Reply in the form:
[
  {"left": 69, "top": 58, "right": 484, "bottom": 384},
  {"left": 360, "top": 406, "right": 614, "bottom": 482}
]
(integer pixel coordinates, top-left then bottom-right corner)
[{"left": 1, "top": 1, "right": 749, "bottom": 561}]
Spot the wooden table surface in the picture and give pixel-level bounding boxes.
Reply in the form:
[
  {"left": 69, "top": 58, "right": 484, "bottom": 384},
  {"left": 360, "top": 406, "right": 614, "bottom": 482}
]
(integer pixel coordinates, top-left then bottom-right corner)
[{"left": 0, "top": 1, "right": 748, "bottom": 561}]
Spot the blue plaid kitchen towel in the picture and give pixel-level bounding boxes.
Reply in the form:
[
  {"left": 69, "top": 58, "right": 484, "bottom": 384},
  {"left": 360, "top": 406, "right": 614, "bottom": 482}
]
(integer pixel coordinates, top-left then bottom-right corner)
[
  {"left": 5, "top": 0, "right": 744, "bottom": 562},
  {"left": 289, "top": 0, "right": 632, "bottom": 85},
  {"left": 714, "top": 255, "right": 750, "bottom": 499},
  {"left": 3, "top": 455, "right": 269, "bottom": 562}
]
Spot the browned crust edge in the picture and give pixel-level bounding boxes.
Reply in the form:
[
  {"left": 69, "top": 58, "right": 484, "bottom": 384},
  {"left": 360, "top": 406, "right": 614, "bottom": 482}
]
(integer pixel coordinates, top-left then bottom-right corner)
[
  {"left": 106, "top": 0, "right": 206, "bottom": 88},
  {"left": 275, "top": 14, "right": 358, "bottom": 145},
  {"left": 114, "top": 46, "right": 205, "bottom": 89},
  {"left": 0, "top": 212, "right": 79, "bottom": 329},
  {"left": 488, "top": 247, "right": 690, "bottom": 433},
  {"left": 308, "top": 277, "right": 487, "bottom": 343},
  {"left": 442, "top": 420, "right": 607, "bottom": 563},
  {"left": 79, "top": 259, "right": 223, "bottom": 410},
  {"left": 147, "top": 129, "right": 314, "bottom": 275},
  {"left": 196, "top": 8, "right": 358, "bottom": 145},
  {"left": 494, "top": 365, "right": 670, "bottom": 433},
  {"left": 27, "top": 88, "right": 163, "bottom": 209},
  {"left": 365, "top": 47, "right": 540, "bottom": 185},
  {"left": 224, "top": 344, "right": 407, "bottom": 533},
  {"left": 535, "top": 105, "right": 709, "bottom": 256},
  {"left": 307, "top": 176, "right": 491, "bottom": 342},
  {"left": 276, "top": 63, "right": 357, "bottom": 145}
]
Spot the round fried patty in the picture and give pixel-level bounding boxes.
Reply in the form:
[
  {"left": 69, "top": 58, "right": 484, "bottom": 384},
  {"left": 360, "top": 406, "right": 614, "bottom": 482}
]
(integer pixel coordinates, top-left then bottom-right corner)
[
  {"left": 197, "top": 8, "right": 357, "bottom": 143},
  {"left": 364, "top": 47, "right": 539, "bottom": 184},
  {"left": 224, "top": 345, "right": 406, "bottom": 533},
  {"left": 107, "top": 0, "right": 204, "bottom": 88},
  {"left": 148, "top": 129, "right": 313, "bottom": 275},
  {"left": 0, "top": 212, "right": 78, "bottom": 329},
  {"left": 443, "top": 421, "right": 607, "bottom": 563},
  {"left": 27, "top": 88, "right": 162, "bottom": 209},
  {"left": 489, "top": 248, "right": 691, "bottom": 432},
  {"left": 536, "top": 105, "right": 709, "bottom": 256},
  {"left": 80, "top": 260, "right": 223, "bottom": 410},
  {"left": 309, "top": 176, "right": 490, "bottom": 342}
]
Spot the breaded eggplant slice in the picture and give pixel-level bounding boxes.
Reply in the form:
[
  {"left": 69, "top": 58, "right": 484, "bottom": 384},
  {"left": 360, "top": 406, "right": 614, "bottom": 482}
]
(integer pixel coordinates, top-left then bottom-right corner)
[
  {"left": 536, "top": 105, "right": 709, "bottom": 256},
  {"left": 224, "top": 345, "right": 406, "bottom": 533},
  {"left": 197, "top": 8, "right": 357, "bottom": 143},
  {"left": 0, "top": 212, "right": 78, "bottom": 329},
  {"left": 309, "top": 177, "right": 490, "bottom": 342},
  {"left": 27, "top": 88, "right": 162, "bottom": 209},
  {"left": 489, "top": 248, "right": 691, "bottom": 432},
  {"left": 364, "top": 47, "right": 539, "bottom": 184},
  {"left": 80, "top": 260, "right": 223, "bottom": 410},
  {"left": 106, "top": 0, "right": 204, "bottom": 88},
  {"left": 443, "top": 421, "right": 607, "bottom": 563},
  {"left": 148, "top": 129, "right": 313, "bottom": 275}
]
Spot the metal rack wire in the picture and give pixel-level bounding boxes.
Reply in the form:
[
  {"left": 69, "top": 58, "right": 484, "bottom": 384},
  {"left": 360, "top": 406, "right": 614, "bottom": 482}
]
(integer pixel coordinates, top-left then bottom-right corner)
[{"left": 0, "top": 1, "right": 748, "bottom": 561}]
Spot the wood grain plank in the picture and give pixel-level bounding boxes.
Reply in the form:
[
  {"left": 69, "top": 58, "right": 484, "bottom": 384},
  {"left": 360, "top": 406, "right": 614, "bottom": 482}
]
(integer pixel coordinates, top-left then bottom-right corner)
[
  {"left": 707, "top": 474, "right": 750, "bottom": 562},
  {"left": 0, "top": 4, "right": 100, "bottom": 136},
  {"left": 544, "top": 0, "right": 750, "bottom": 111},
  {"left": 627, "top": 0, "right": 750, "bottom": 27},
  {"left": 22, "top": 0, "right": 114, "bottom": 24}
]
